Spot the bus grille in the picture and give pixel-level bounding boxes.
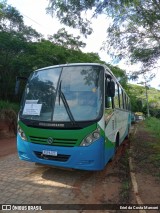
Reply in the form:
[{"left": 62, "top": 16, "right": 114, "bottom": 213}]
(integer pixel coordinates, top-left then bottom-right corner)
[
  {"left": 34, "top": 151, "right": 70, "bottom": 162},
  {"left": 29, "top": 136, "right": 78, "bottom": 147}
]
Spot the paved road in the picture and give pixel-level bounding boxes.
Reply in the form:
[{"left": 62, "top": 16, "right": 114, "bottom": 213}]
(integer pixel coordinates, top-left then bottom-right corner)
[{"left": 0, "top": 137, "right": 130, "bottom": 213}]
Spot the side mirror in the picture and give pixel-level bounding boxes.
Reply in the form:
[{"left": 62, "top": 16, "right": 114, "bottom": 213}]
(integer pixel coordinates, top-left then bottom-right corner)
[{"left": 15, "top": 76, "right": 28, "bottom": 95}]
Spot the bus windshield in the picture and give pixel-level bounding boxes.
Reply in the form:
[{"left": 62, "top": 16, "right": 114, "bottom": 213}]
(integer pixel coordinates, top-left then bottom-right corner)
[{"left": 20, "top": 65, "right": 104, "bottom": 122}]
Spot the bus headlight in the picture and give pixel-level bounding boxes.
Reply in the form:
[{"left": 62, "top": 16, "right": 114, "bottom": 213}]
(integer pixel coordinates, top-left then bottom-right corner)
[
  {"left": 17, "top": 125, "right": 27, "bottom": 141},
  {"left": 86, "top": 136, "right": 93, "bottom": 144},
  {"left": 80, "top": 129, "right": 100, "bottom": 146}
]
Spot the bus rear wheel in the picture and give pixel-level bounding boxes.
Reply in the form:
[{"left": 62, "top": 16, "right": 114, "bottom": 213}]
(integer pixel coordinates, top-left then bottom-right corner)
[{"left": 115, "top": 135, "right": 119, "bottom": 153}]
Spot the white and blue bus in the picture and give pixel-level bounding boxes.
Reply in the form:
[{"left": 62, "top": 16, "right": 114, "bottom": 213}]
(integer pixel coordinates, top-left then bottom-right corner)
[{"left": 17, "top": 63, "right": 131, "bottom": 170}]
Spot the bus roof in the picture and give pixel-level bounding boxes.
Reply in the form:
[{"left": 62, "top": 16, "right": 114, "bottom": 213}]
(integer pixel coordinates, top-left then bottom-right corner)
[{"left": 35, "top": 63, "right": 106, "bottom": 71}]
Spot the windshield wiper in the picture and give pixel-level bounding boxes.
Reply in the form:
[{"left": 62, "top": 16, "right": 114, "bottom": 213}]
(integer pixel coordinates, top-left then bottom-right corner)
[{"left": 59, "top": 80, "right": 77, "bottom": 126}]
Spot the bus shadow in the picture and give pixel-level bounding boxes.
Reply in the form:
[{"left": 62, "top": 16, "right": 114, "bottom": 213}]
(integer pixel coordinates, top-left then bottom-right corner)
[{"left": 41, "top": 165, "right": 93, "bottom": 183}]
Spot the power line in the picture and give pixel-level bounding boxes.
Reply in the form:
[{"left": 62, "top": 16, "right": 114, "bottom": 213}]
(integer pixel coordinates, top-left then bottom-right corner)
[
  {"left": 6, "top": 1, "right": 49, "bottom": 32},
  {"left": 21, "top": 13, "right": 43, "bottom": 27}
]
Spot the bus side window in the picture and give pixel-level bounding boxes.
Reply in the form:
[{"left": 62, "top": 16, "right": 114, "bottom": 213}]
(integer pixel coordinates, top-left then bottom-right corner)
[
  {"left": 123, "top": 93, "right": 127, "bottom": 110},
  {"left": 105, "top": 76, "right": 115, "bottom": 109},
  {"left": 122, "top": 91, "right": 125, "bottom": 109},
  {"left": 105, "top": 97, "right": 113, "bottom": 108},
  {"left": 114, "top": 83, "right": 119, "bottom": 108},
  {"left": 126, "top": 96, "right": 128, "bottom": 110},
  {"left": 128, "top": 99, "right": 131, "bottom": 111},
  {"left": 119, "top": 88, "right": 123, "bottom": 109}
]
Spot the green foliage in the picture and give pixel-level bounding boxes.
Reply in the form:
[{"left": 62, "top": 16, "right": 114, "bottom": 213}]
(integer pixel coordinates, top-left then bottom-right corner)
[
  {"left": 47, "top": 0, "right": 138, "bottom": 36},
  {"left": 145, "top": 117, "right": 160, "bottom": 138},
  {"left": 107, "top": 64, "right": 128, "bottom": 89},
  {"left": 149, "top": 109, "right": 160, "bottom": 119},
  {"left": 0, "top": 100, "right": 19, "bottom": 113},
  {"left": 0, "top": 3, "right": 42, "bottom": 100},
  {"left": 105, "top": 0, "right": 160, "bottom": 74},
  {"left": 48, "top": 28, "right": 86, "bottom": 50},
  {"left": 47, "top": 0, "right": 160, "bottom": 77},
  {"left": 118, "top": 149, "right": 131, "bottom": 203},
  {"left": 144, "top": 117, "right": 160, "bottom": 175},
  {"left": 0, "top": 2, "right": 41, "bottom": 39},
  {"left": 0, "top": 1, "right": 23, "bottom": 32},
  {"left": 127, "top": 84, "right": 160, "bottom": 115},
  {"left": 47, "top": 0, "right": 95, "bottom": 36},
  {"left": 132, "top": 118, "right": 160, "bottom": 179},
  {"left": 0, "top": 2, "right": 129, "bottom": 102}
]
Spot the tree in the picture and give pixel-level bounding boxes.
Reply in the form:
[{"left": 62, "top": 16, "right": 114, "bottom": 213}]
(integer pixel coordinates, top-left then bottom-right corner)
[
  {"left": 0, "top": 3, "right": 41, "bottom": 100},
  {"left": 46, "top": 0, "right": 94, "bottom": 36},
  {"left": 0, "top": 2, "right": 42, "bottom": 40},
  {"left": 107, "top": 64, "right": 128, "bottom": 89},
  {"left": 0, "top": 1, "right": 23, "bottom": 32},
  {"left": 105, "top": 0, "right": 160, "bottom": 75},
  {"left": 48, "top": 28, "right": 86, "bottom": 50},
  {"left": 46, "top": 1, "right": 139, "bottom": 37},
  {"left": 47, "top": 0, "right": 160, "bottom": 77},
  {"left": 0, "top": 2, "right": 129, "bottom": 102}
]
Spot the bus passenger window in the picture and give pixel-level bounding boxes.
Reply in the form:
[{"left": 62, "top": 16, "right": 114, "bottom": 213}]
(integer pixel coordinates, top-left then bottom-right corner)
[
  {"left": 105, "top": 97, "right": 112, "bottom": 108},
  {"left": 123, "top": 93, "right": 126, "bottom": 109},
  {"left": 122, "top": 90, "right": 125, "bottom": 109},
  {"left": 119, "top": 88, "right": 123, "bottom": 109},
  {"left": 126, "top": 96, "right": 128, "bottom": 110},
  {"left": 105, "top": 77, "right": 114, "bottom": 109},
  {"left": 114, "top": 83, "right": 119, "bottom": 108}
]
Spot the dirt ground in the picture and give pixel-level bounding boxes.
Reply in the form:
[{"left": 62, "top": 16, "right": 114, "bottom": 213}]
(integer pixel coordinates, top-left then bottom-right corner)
[
  {"left": 0, "top": 137, "right": 17, "bottom": 158},
  {"left": 0, "top": 122, "right": 159, "bottom": 213},
  {"left": 0, "top": 120, "right": 17, "bottom": 157}
]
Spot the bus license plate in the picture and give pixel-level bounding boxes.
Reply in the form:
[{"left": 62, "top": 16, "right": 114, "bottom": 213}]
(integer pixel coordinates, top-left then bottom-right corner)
[{"left": 42, "top": 150, "right": 57, "bottom": 156}]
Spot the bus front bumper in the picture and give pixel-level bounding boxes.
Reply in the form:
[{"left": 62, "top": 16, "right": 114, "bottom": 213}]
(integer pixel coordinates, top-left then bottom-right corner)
[{"left": 17, "top": 135, "right": 105, "bottom": 171}]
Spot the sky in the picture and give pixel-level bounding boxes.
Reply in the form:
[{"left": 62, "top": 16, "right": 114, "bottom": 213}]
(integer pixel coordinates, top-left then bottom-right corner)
[{"left": 6, "top": 0, "right": 160, "bottom": 89}]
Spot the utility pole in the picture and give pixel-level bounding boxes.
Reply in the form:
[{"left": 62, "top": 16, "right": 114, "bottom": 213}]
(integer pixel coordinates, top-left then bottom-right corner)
[
  {"left": 138, "top": 81, "right": 150, "bottom": 118},
  {"left": 144, "top": 82, "right": 150, "bottom": 117}
]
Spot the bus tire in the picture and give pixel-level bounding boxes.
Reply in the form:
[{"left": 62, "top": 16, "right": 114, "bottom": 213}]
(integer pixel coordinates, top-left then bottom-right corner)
[{"left": 115, "top": 134, "right": 119, "bottom": 153}]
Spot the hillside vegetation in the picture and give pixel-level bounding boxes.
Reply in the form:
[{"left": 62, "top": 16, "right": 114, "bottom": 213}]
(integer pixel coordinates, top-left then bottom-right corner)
[
  {"left": 129, "top": 84, "right": 160, "bottom": 107},
  {"left": 127, "top": 84, "right": 160, "bottom": 118}
]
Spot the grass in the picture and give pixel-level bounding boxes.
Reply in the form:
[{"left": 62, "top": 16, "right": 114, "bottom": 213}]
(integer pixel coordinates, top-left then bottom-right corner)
[
  {"left": 144, "top": 117, "right": 160, "bottom": 179},
  {"left": 0, "top": 100, "right": 19, "bottom": 113},
  {"left": 120, "top": 181, "right": 130, "bottom": 202},
  {"left": 145, "top": 117, "right": 160, "bottom": 138},
  {"left": 118, "top": 150, "right": 131, "bottom": 203},
  {"left": 131, "top": 118, "right": 160, "bottom": 179}
]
